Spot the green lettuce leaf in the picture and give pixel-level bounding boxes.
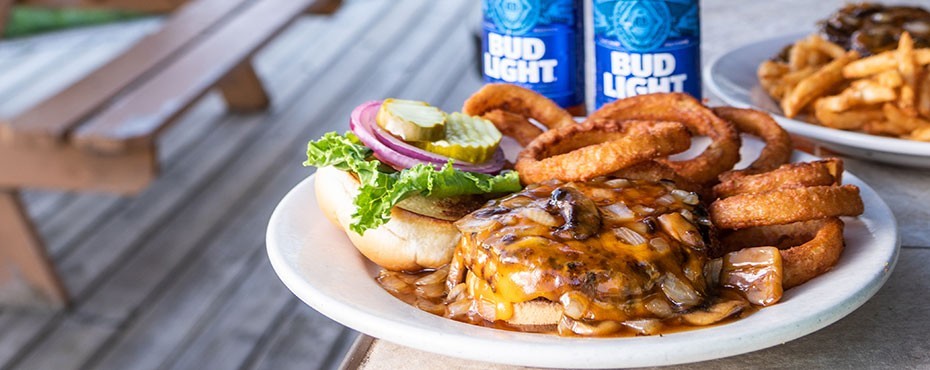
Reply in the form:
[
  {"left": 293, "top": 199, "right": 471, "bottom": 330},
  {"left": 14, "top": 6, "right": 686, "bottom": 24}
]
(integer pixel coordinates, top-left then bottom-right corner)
[{"left": 304, "top": 132, "right": 521, "bottom": 234}]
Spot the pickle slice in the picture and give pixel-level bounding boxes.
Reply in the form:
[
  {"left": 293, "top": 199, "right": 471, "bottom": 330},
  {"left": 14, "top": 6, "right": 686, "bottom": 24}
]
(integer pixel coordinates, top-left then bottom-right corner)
[
  {"left": 376, "top": 98, "right": 446, "bottom": 141},
  {"left": 417, "top": 112, "right": 502, "bottom": 163}
]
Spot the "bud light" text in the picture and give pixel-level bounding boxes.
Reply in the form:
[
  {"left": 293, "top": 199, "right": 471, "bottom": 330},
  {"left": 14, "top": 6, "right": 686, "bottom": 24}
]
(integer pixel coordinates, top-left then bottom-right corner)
[
  {"left": 601, "top": 51, "right": 687, "bottom": 99},
  {"left": 484, "top": 32, "right": 559, "bottom": 84}
]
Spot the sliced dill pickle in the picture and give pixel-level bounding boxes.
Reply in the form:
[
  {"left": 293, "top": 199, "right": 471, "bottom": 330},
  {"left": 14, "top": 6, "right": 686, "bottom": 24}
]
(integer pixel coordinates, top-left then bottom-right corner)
[
  {"left": 417, "top": 112, "right": 502, "bottom": 163},
  {"left": 376, "top": 98, "right": 446, "bottom": 141}
]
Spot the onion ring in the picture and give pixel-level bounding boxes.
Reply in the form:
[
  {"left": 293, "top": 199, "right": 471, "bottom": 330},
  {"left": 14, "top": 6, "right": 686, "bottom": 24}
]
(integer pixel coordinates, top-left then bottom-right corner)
[
  {"left": 587, "top": 93, "right": 741, "bottom": 184},
  {"left": 709, "top": 185, "right": 863, "bottom": 229},
  {"left": 712, "top": 107, "right": 793, "bottom": 179},
  {"left": 480, "top": 109, "right": 544, "bottom": 147},
  {"left": 720, "top": 218, "right": 845, "bottom": 289},
  {"left": 515, "top": 120, "right": 692, "bottom": 184},
  {"left": 713, "top": 159, "right": 844, "bottom": 199},
  {"left": 463, "top": 84, "right": 576, "bottom": 132}
]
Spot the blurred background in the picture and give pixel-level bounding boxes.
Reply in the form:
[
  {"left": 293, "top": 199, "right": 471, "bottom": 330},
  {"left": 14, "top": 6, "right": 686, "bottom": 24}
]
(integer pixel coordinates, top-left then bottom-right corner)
[{"left": 0, "top": 1, "right": 928, "bottom": 370}]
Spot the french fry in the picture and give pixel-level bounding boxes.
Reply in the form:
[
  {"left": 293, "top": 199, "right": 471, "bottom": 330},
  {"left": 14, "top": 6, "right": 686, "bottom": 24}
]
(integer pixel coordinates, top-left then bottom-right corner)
[
  {"left": 788, "top": 41, "right": 812, "bottom": 71},
  {"left": 918, "top": 67, "right": 930, "bottom": 119},
  {"left": 813, "top": 99, "right": 881, "bottom": 130},
  {"left": 758, "top": 60, "right": 789, "bottom": 98},
  {"left": 808, "top": 34, "right": 846, "bottom": 59},
  {"left": 763, "top": 31, "right": 930, "bottom": 142},
  {"left": 883, "top": 102, "right": 930, "bottom": 132},
  {"left": 819, "top": 81, "right": 897, "bottom": 112},
  {"left": 782, "top": 51, "right": 860, "bottom": 118},
  {"left": 842, "top": 49, "right": 930, "bottom": 79},
  {"left": 843, "top": 52, "right": 895, "bottom": 78},
  {"left": 909, "top": 126, "right": 930, "bottom": 141},
  {"left": 921, "top": 49, "right": 930, "bottom": 65},
  {"left": 873, "top": 69, "right": 903, "bottom": 88},
  {"left": 863, "top": 120, "right": 911, "bottom": 136},
  {"left": 779, "top": 66, "right": 819, "bottom": 95},
  {"left": 758, "top": 60, "right": 789, "bottom": 79},
  {"left": 896, "top": 32, "right": 918, "bottom": 114}
]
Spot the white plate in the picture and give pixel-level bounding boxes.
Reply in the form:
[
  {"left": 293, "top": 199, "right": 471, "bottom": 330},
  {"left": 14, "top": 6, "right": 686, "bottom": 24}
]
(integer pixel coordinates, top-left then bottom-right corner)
[
  {"left": 267, "top": 141, "right": 899, "bottom": 368},
  {"left": 705, "top": 32, "right": 930, "bottom": 168}
]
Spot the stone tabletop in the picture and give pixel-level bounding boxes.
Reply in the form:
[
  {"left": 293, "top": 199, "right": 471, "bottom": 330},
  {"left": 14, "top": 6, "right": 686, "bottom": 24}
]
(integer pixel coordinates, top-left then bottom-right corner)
[{"left": 348, "top": 0, "right": 930, "bottom": 368}]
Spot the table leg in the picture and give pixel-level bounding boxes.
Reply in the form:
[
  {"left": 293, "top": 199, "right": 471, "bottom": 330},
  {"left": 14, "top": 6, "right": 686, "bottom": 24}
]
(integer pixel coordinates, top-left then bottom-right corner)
[
  {"left": 0, "top": 0, "right": 13, "bottom": 39},
  {"left": 0, "top": 190, "right": 69, "bottom": 308},
  {"left": 218, "top": 60, "right": 270, "bottom": 113},
  {"left": 307, "top": 0, "right": 342, "bottom": 15}
]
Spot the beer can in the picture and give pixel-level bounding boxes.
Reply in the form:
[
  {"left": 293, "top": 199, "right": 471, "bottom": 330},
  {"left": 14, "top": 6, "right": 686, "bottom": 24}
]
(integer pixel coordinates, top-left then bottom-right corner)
[
  {"left": 593, "top": 0, "right": 701, "bottom": 108},
  {"left": 481, "top": 0, "right": 585, "bottom": 115}
]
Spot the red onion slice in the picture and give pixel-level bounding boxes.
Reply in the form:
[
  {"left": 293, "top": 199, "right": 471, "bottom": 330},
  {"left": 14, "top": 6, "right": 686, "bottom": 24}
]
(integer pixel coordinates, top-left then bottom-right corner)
[{"left": 349, "top": 101, "right": 505, "bottom": 174}]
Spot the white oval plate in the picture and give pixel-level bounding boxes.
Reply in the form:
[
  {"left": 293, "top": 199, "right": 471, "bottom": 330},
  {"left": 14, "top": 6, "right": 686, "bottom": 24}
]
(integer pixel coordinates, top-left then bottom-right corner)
[
  {"left": 705, "top": 32, "right": 930, "bottom": 168},
  {"left": 267, "top": 141, "right": 899, "bottom": 368}
]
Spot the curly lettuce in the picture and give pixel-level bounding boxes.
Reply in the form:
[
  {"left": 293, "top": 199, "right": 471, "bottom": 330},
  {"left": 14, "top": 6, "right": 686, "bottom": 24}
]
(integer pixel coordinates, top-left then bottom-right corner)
[{"left": 304, "top": 132, "right": 521, "bottom": 234}]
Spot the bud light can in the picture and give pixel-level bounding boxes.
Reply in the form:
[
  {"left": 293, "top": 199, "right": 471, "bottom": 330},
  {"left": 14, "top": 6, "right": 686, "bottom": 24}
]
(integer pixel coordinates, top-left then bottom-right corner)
[
  {"left": 593, "top": 0, "right": 701, "bottom": 108},
  {"left": 481, "top": 0, "right": 585, "bottom": 115}
]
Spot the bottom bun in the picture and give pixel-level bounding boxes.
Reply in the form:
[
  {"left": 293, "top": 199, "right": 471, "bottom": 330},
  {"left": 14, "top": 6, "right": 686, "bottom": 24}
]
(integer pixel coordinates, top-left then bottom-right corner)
[
  {"left": 314, "top": 166, "right": 461, "bottom": 271},
  {"left": 507, "top": 300, "right": 562, "bottom": 332}
]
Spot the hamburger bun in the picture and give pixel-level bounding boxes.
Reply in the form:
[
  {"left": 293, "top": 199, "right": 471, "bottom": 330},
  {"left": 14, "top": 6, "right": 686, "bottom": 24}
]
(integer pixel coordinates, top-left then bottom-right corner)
[
  {"left": 314, "top": 166, "right": 462, "bottom": 271},
  {"left": 507, "top": 300, "right": 562, "bottom": 331}
]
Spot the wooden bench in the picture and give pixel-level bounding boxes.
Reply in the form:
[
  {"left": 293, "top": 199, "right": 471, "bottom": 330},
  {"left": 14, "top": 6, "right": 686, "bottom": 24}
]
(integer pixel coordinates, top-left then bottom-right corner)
[{"left": 0, "top": 0, "right": 341, "bottom": 307}]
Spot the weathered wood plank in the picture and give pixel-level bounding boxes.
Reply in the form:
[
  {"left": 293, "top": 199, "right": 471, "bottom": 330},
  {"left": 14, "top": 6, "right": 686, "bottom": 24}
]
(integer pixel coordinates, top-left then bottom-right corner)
[
  {"left": 21, "top": 190, "right": 74, "bottom": 222},
  {"left": 163, "top": 255, "right": 295, "bottom": 370},
  {"left": 2, "top": 0, "right": 254, "bottom": 144},
  {"left": 71, "top": 0, "right": 319, "bottom": 153},
  {"left": 12, "top": 0, "right": 437, "bottom": 367},
  {"left": 242, "top": 304, "right": 353, "bottom": 370},
  {"left": 38, "top": 96, "right": 225, "bottom": 258},
  {"left": 20, "top": 0, "right": 187, "bottom": 13},
  {"left": 0, "top": 2, "right": 390, "bottom": 366},
  {"left": 0, "top": 42, "right": 90, "bottom": 103},
  {"left": 27, "top": 16, "right": 309, "bottom": 258},
  {"left": 83, "top": 166, "right": 316, "bottom": 370},
  {"left": 0, "top": 23, "right": 155, "bottom": 118}
]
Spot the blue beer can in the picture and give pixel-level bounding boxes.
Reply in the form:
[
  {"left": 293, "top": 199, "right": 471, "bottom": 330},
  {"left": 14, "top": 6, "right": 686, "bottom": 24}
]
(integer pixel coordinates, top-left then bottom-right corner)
[
  {"left": 481, "top": 0, "right": 585, "bottom": 114},
  {"left": 593, "top": 0, "right": 701, "bottom": 108}
]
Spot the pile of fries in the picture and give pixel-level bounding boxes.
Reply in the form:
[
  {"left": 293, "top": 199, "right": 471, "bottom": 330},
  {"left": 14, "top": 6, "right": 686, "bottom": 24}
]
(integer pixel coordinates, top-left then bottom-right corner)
[{"left": 759, "top": 32, "right": 930, "bottom": 142}]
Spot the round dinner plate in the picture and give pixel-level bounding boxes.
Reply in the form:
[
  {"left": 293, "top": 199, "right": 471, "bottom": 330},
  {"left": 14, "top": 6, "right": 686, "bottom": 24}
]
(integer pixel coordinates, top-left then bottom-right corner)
[
  {"left": 267, "top": 140, "right": 899, "bottom": 368},
  {"left": 705, "top": 32, "right": 930, "bottom": 168}
]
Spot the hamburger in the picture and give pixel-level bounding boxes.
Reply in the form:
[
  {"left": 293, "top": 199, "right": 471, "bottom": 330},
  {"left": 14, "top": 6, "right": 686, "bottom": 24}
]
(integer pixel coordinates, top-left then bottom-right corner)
[
  {"left": 444, "top": 178, "right": 750, "bottom": 336},
  {"left": 305, "top": 100, "right": 521, "bottom": 271}
]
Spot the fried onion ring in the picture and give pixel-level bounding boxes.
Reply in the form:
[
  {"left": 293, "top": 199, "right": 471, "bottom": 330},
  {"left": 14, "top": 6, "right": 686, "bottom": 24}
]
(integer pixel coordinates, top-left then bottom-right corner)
[
  {"left": 709, "top": 185, "right": 863, "bottom": 229},
  {"left": 721, "top": 218, "right": 845, "bottom": 289},
  {"left": 515, "top": 120, "right": 692, "bottom": 184},
  {"left": 712, "top": 107, "right": 792, "bottom": 178},
  {"left": 713, "top": 159, "right": 844, "bottom": 199},
  {"left": 463, "top": 84, "right": 576, "bottom": 131},
  {"left": 587, "top": 93, "right": 741, "bottom": 184},
  {"left": 480, "top": 109, "right": 544, "bottom": 147}
]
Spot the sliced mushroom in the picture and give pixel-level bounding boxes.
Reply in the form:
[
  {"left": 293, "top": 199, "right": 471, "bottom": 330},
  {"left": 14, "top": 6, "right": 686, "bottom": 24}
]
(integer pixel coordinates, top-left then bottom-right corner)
[
  {"left": 546, "top": 187, "right": 601, "bottom": 240},
  {"left": 680, "top": 298, "right": 749, "bottom": 326}
]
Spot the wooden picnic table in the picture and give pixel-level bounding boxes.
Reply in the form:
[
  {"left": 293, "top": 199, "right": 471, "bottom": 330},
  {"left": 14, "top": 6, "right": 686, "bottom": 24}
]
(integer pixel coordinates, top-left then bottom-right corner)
[{"left": 342, "top": 0, "right": 930, "bottom": 368}]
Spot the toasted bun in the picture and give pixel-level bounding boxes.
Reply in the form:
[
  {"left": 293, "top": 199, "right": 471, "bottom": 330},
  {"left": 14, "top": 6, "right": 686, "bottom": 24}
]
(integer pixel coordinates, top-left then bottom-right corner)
[
  {"left": 314, "top": 166, "right": 461, "bottom": 271},
  {"left": 507, "top": 300, "right": 562, "bottom": 331}
]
